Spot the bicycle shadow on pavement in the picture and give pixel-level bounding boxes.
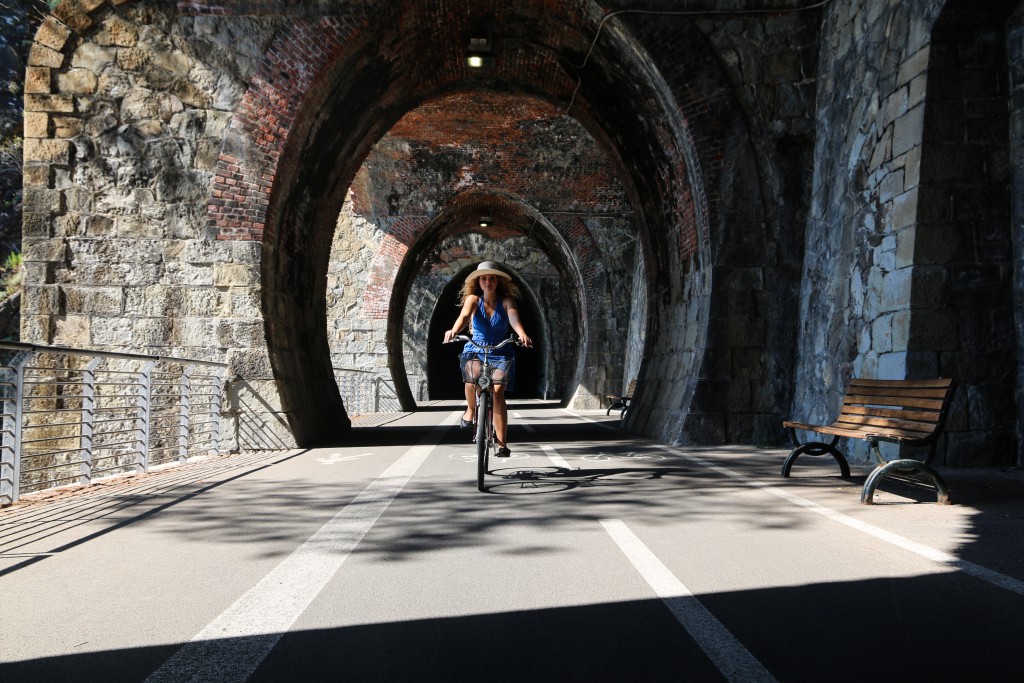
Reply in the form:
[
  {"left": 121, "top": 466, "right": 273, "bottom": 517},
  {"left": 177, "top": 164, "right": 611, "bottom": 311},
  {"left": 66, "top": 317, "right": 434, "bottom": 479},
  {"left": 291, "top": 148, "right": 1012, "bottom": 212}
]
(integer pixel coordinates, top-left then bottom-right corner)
[{"left": 481, "top": 464, "right": 696, "bottom": 495}]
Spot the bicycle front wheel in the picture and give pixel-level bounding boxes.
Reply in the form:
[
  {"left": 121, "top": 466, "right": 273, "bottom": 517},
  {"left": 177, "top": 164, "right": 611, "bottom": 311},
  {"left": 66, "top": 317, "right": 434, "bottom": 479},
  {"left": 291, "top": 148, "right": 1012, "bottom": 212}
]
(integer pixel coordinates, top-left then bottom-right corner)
[{"left": 476, "top": 393, "right": 489, "bottom": 491}]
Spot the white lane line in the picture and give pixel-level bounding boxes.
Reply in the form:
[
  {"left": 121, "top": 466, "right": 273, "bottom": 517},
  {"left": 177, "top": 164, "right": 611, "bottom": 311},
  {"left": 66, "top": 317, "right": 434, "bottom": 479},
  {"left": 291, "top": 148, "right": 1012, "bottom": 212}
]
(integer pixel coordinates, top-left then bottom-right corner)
[
  {"left": 512, "top": 411, "right": 536, "bottom": 433},
  {"left": 146, "top": 414, "right": 458, "bottom": 683},
  {"left": 601, "top": 519, "right": 778, "bottom": 683},
  {"left": 564, "top": 408, "right": 618, "bottom": 430},
  {"left": 662, "top": 446, "right": 1024, "bottom": 598},
  {"left": 539, "top": 444, "right": 571, "bottom": 470}
]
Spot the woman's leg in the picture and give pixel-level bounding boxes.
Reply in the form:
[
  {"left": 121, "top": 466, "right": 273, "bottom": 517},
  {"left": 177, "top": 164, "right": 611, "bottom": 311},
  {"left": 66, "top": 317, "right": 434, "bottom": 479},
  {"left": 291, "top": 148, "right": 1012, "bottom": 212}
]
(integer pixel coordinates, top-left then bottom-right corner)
[
  {"left": 463, "top": 382, "right": 476, "bottom": 420},
  {"left": 462, "top": 359, "right": 481, "bottom": 420},
  {"left": 492, "top": 384, "right": 508, "bottom": 448}
]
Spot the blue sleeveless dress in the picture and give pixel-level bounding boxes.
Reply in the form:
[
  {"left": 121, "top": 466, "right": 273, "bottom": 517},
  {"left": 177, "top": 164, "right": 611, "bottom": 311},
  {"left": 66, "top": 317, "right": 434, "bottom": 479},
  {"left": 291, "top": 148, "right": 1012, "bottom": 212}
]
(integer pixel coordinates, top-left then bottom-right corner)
[{"left": 461, "top": 297, "right": 515, "bottom": 387}]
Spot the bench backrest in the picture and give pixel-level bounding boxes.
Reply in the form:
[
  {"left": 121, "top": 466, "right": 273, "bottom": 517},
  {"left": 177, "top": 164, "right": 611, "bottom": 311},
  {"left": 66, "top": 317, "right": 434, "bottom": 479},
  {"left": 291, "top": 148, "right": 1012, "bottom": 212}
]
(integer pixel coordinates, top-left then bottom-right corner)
[
  {"left": 835, "top": 378, "right": 956, "bottom": 443},
  {"left": 625, "top": 379, "right": 637, "bottom": 396}
]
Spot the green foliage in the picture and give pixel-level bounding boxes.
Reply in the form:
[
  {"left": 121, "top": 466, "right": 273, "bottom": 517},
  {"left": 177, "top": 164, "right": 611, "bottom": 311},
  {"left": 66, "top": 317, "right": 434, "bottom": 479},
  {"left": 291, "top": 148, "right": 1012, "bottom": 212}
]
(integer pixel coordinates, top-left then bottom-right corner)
[{"left": 0, "top": 249, "right": 22, "bottom": 300}]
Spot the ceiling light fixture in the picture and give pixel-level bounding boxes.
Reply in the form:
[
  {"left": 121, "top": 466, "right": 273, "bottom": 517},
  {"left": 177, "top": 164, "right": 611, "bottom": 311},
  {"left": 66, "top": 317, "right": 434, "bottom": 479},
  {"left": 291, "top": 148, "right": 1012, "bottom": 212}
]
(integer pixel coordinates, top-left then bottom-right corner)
[
  {"left": 479, "top": 215, "right": 493, "bottom": 227},
  {"left": 466, "top": 37, "right": 493, "bottom": 69}
]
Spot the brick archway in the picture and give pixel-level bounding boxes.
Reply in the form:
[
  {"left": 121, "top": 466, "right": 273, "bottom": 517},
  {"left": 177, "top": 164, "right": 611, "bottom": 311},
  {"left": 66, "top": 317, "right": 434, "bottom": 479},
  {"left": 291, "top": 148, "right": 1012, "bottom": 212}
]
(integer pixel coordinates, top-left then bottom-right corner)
[{"left": 243, "top": 2, "right": 713, "bottom": 444}]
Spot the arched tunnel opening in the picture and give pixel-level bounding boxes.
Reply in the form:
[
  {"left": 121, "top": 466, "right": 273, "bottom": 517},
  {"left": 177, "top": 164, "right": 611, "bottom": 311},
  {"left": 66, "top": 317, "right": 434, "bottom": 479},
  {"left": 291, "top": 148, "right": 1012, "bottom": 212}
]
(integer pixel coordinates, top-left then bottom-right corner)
[
  {"left": 386, "top": 190, "right": 581, "bottom": 409},
  {"left": 426, "top": 264, "right": 544, "bottom": 401}
]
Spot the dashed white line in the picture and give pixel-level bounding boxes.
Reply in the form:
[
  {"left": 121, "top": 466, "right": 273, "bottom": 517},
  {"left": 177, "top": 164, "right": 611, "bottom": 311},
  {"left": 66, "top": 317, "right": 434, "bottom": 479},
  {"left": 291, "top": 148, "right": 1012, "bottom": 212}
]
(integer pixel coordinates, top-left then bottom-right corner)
[
  {"left": 601, "top": 519, "right": 778, "bottom": 683},
  {"left": 564, "top": 408, "right": 618, "bottom": 430},
  {"left": 539, "top": 443, "right": 571, "bottom": 469},
  {"left": 146, "top": 414, "right": 458, "bottom": 683},
  {"left": 512, "top": 411, "right": 536, "bottom": 432}
]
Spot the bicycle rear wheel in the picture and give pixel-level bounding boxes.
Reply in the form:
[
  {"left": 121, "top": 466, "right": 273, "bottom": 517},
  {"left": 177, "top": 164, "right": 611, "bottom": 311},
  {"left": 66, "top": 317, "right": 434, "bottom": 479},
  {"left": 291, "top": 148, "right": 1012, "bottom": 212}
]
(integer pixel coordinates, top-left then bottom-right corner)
[{"left": 476, "top": 393, "right": 489, "bottom": 491}]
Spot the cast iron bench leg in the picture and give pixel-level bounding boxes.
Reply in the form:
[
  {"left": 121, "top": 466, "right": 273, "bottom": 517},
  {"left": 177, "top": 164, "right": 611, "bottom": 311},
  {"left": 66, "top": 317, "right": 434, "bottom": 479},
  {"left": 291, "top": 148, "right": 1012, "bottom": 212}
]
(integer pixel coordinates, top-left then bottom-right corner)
[
  {"left": 861, "top": 442, "right": 950, "bottom": 505},
  {"left": 861, "top": 459, "right": 950, "bottom": 505},
  {"left": 781, "top": 430, "right": 850, "bottom": 478}
]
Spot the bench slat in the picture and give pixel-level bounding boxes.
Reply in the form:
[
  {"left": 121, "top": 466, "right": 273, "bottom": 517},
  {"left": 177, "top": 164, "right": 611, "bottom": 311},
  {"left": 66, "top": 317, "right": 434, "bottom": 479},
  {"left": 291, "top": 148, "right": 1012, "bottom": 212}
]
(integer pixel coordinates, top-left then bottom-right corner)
[
  {"left": 608, "top": 379, "right": 638, "bottom": 401},
  {"left": 806, "top": 425, "right": 917, "bottom": 440},
  {"left": 843, "top": 385, "right": 951, "bottom": 400},
  {"left": 835, "top": 417, "right": 937, "bottom": 432},
  {"left": 789, "top": 423, "right": 933, "bottom": 443},
  {"left": 842, "top": 394, "right": 947, "bottom": 411},
  {"left": 839, "top": 405, "right": 942, "bottom": 423}
]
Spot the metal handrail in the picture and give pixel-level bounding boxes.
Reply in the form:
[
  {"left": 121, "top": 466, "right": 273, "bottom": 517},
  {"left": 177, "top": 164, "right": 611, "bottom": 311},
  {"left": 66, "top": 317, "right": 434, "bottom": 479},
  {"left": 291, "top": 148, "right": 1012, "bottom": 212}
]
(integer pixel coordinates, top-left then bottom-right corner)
[
  {"left": 0, "top": 342, "right": 227, "bottom": 367},
  {"left": 0, "top": 344, "right": 229, "bottom": 504},
  {"left": 332, "top": 369, "right": 423, "bottom": 416}
]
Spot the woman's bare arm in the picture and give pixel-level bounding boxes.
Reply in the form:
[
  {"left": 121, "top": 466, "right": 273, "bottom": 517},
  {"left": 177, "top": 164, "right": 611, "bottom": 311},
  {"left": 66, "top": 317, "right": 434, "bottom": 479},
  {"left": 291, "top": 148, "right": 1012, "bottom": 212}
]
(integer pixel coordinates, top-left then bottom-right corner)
[
  {"left": 504, "top": 296, "right": 532, "bottom": 347},
  {"left": 444, "top": 295, "right": 478, "bottom": 343}
]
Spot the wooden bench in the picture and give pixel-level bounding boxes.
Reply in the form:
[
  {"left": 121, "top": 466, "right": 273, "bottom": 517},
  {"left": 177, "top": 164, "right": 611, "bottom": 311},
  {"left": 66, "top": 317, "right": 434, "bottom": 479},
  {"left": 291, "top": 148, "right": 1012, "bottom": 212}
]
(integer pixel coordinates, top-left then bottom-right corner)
[
  {"left": 782, "top": 378, "right": 957, "bottom": 504},
  {"left": 606, "top": 379, "right": 637, "bottom": 418}
]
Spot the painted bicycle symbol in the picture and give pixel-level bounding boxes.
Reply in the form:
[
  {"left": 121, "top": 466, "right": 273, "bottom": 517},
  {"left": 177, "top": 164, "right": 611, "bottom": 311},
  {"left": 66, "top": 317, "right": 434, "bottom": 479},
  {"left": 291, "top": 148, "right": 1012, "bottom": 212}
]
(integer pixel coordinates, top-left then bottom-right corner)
[
  {"left": 449, "top": 452, "right": 528, "bottom": 463},
  {"left": 581, "top": 451, "right": 665, "bottom": 462}
]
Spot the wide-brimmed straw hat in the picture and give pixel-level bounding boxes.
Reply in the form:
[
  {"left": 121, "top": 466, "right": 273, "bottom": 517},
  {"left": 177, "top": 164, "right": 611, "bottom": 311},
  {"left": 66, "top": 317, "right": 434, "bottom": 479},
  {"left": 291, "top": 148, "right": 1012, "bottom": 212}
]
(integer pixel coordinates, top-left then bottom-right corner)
[{"left": 465, "top": 261, "right": 512, "bottom": 283}]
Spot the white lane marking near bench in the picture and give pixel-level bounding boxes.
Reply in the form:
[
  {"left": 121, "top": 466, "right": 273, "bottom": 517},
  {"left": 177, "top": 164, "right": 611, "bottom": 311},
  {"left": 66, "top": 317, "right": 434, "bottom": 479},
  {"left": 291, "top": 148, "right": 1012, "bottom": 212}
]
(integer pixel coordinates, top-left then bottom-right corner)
[
  {"left": 146, "top": 414, "right": 458, "bottom": 683},
  {"left": 663, "top": 447, "right": 1024, "bottom": 599},
  {"left": 601, "top": 519, "right": 778, "bottom": 683},
  {"left": 564, "top": 408, "right": 618, "bottom": 429}
]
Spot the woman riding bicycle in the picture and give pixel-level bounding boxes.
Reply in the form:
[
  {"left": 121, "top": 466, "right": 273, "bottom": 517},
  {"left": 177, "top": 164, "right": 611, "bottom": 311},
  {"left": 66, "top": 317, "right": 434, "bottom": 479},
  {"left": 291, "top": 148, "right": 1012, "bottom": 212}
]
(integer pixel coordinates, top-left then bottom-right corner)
[{"left": 443, "top": 261, "right": 533, "bottom": 457}]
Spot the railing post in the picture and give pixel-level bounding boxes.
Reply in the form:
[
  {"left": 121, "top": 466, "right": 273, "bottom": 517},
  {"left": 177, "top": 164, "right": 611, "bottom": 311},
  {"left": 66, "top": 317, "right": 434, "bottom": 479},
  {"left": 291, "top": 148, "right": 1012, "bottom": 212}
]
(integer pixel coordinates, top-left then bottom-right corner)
[
  {"left": 178, "top": 366, "right": 192, "bottom": 464},
  {"left": 80, "top": 357, "right": 101, "bottom": 487},
  {"left": 0, "top": 354, "right": 27, "bottom": 505},
  {"left": 0, "top": 372, "right": 13, "bottom": 506},
  {"left": 136, "top": 361, "right": 155, "bottom": 473},
  {"left": 209, "top": 368, "right": 227, "bottom": 455}
]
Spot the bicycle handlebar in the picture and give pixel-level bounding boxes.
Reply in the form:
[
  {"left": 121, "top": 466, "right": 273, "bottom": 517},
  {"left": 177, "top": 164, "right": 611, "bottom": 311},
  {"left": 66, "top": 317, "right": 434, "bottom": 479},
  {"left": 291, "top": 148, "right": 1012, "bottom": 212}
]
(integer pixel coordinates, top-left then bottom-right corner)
[{"left": 446, "top": 334, "right": 522, "bottom": 351}]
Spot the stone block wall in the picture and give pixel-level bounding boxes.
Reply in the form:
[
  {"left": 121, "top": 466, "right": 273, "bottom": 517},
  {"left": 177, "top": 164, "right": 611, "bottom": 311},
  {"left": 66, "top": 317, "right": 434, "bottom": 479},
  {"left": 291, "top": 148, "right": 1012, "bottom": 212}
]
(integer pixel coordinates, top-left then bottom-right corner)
[
  {"left": 796, "top": 2, "right": 943, "bottom": 443},
  {"left": 21, "top": 2, "right": 289, "bottom": 449},
  {"left": 326, "top": 198, "right": 389, "bottom": 375},
  {"left": 1010, "top": 5, "right": 1024, "bottom": 467},
  {"left": 795, "top": 0, "right": 1022, "bottom": 465},
  {"left": 793, "top": 0, "right": 945, "bottom": 461}
]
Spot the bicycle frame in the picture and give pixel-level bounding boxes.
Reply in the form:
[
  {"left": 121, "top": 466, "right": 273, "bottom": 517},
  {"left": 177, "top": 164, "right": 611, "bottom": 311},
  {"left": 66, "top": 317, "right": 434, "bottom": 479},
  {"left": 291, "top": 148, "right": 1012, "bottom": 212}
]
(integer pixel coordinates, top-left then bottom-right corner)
[{"left": 450, "top": 334, "right": 517, "bottom": 491}]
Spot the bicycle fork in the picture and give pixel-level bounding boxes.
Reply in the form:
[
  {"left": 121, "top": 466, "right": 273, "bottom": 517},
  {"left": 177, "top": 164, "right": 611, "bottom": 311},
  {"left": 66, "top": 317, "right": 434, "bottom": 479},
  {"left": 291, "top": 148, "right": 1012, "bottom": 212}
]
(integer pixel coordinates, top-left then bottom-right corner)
[{"left": 472, "top": 389, "right": 493, "bottom": 445}]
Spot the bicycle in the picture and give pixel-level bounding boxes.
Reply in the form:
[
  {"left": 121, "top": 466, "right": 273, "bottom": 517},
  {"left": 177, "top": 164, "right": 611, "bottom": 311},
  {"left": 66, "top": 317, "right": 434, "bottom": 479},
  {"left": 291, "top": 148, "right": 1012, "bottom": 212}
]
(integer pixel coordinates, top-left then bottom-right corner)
[{"left": 448, "top": 334, "right": 520, "bottom": 491}]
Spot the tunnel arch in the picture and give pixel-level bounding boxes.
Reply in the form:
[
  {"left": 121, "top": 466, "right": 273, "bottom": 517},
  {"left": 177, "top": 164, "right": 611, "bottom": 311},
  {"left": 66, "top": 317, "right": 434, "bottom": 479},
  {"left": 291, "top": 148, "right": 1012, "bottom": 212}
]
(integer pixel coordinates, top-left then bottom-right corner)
[
  {"left": 425, "top": 262, "right": 546, "bottom": 401},
  {"left": 241, "top": 3, "right": 726, "bottom": 444}
]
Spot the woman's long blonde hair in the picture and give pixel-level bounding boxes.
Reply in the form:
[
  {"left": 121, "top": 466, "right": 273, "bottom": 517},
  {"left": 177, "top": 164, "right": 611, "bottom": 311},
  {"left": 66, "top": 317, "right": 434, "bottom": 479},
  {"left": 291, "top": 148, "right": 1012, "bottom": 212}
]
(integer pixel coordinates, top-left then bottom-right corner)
[{"left": 459, "top": 274, "right": 522, "bottom": 304}]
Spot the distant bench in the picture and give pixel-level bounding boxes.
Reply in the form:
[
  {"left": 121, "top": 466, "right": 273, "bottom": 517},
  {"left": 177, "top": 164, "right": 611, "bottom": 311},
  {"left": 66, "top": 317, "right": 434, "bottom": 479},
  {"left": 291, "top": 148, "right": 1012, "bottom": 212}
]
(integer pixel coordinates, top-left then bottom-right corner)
[
  {"left": 782, "top": 378, "right": 957, "bottom": 504},
  {"left": 606, "top": 379, "right": 637, "bottom": 418}
]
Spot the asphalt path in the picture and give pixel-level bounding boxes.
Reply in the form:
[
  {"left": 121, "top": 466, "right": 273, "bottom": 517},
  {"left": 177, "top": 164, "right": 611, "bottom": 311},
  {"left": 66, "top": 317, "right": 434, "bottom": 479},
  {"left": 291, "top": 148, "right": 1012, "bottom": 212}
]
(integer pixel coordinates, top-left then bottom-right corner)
[{"left": 1, "top": 403, "right": 1023, "bottom": 682}]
